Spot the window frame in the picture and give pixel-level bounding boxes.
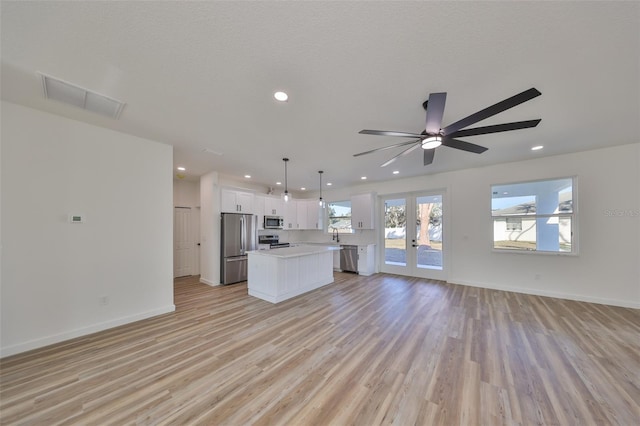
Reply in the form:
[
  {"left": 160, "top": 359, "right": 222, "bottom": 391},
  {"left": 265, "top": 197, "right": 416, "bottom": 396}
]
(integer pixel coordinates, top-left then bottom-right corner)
[
  {"left": 327, "top": 200, "right": 354, "bottom": 234},
  {"left": 490, "top": 176, "right": 578, "bottom": 255}
]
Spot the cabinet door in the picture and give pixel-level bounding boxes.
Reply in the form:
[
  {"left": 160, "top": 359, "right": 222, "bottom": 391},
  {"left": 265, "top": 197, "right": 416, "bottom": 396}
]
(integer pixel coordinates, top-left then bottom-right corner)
[
  {"left": 255, "top": 195, "right": 266, "bottom": 230},
  {"left": 297, "top": 201, "right": 309, "bottom": 229},
  {"left": 284, "top": 201, "right": 298, "bottom": 230},
  {"left": 220, "top": 189, "right": 239, "bottom": 213},
  {"left": 307, "top": 201, "right": 322, "bottom": 230},
  {"left": 351, "top": 193, "right": 374, "bottom": 229},
  {"left": 236, "top": 191, "right": 254, "bottom": 213},
  {"left": 264, "top": 197, "right": 284, "bottom": 216},
  {"left": 221, "top": 189, "right": 255, "bottom": 214},
  {"left": 357, "top": 245, "right": 375, "bottom": 276}
]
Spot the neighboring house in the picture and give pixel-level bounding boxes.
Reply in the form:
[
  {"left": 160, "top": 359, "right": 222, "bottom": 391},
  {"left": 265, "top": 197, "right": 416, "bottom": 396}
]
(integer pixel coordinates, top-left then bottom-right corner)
[{"left": 493, "top": 191, "right": 573, "bottom": 251}]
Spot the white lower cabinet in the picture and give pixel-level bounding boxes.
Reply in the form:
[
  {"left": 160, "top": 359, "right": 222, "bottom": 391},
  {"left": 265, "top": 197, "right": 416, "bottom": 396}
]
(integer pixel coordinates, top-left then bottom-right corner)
[
  {"left": 357, "top": 244, "right": 375, "bottom": 276},
  {"left": 248, "top": 247, "right": 337, "bottom": 303},
  {"left": 333, "top": 249, "right": 341, "bottom": 271}
]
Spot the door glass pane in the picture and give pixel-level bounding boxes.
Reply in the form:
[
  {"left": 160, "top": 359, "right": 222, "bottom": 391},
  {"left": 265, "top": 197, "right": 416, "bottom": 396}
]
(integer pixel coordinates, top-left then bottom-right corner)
[
  {"left": 416, "top": 195, "right": 443, "bottom": 270},
  {"left": 384, "top": 198, "right": 406, "bottom": 266}
]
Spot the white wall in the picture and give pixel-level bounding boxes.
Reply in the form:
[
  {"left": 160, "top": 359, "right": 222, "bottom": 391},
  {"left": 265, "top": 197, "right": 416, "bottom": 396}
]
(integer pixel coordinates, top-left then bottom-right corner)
[
  {"left": 322, "top": 143, "right": 640, "bottom": 308},
  {"left": 1, "top": 102, "right": 175, "bottom": 357},
  {"left": 173, "top": 178, "right": 200, "bottom": 208},
  {"left": 199, "top": 171, "right": 219, "bottom": 285}
]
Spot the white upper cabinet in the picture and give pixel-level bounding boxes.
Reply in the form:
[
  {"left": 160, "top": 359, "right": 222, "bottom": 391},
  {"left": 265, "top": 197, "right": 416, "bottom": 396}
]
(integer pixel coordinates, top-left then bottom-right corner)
[
  {"left": 221, "top": 188, "right": 254, "bottom": 214},
  {"left": 284, "top": 200, "right": 298, "bottom": 230},
  {"left": 255, "top": 195, "right": 266, "bottom": 229},
  {"left": 255, "top": 195, "right": 284, "bottom": 230},
  {"left": 264, "top": 197, "right": 284, "bottom": 217},
  {"left": 305, "top": 200, "right": 323, "bottom": 230},
  {"left": 351, "top": 193, "right": 375, "bottom": 229}
]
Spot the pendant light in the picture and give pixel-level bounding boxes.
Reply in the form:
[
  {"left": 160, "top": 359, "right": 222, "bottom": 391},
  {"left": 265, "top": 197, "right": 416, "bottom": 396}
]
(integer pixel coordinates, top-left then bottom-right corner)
[
  {"left": 318, "top": 171, "right": 325, "bottom": 207},
  {"left": 282, "top": 158, "right": 290, "bottom": 202}
]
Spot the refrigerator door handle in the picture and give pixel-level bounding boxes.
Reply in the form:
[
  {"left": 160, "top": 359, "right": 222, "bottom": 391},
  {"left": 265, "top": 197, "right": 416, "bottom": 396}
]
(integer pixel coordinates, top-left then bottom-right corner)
[
  {"left": 240, "top": 215, "right": 245, "bottom": 254},
  {"left": 226, "top": 257, "right": 247, "bottom": 262}
]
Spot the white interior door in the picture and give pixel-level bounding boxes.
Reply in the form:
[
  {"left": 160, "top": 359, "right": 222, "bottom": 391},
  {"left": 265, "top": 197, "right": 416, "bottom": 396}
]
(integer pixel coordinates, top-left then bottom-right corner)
[
  {"left": 174, "top": 207, "right": 193, "bottom": 278},
  {"left": 381, "top": 191, "right": 446, "bottom": 280}
]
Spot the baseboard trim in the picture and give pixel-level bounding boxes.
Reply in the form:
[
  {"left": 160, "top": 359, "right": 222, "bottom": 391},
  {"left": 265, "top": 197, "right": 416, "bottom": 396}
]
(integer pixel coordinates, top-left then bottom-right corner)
[
  {"left": 448, "top": 278, "right": 640, "bottom": 309},
  {"left": 1, "top": 305, "right": 176, "bottom": 358},
  {"left": 199, "top": 277, "right": 219, "bottom": 286}
]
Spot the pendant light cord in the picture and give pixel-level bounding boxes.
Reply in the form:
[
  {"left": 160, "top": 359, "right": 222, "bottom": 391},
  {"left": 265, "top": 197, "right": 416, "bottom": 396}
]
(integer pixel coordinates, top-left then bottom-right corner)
[{"left": 283, "top": 158, "right": 289, "bottom": 199}]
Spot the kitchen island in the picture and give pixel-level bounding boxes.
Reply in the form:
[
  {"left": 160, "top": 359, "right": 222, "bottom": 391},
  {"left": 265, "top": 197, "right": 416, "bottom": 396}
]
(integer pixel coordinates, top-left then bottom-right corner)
[{"left": 248, "top": 245, "right": 340, "bottom": 303}]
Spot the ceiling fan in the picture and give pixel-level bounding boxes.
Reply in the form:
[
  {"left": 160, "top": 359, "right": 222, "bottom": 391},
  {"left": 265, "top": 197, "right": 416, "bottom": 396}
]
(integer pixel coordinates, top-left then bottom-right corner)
[{"left": 354, "top": 88, "right": 542, "bottom": 167}]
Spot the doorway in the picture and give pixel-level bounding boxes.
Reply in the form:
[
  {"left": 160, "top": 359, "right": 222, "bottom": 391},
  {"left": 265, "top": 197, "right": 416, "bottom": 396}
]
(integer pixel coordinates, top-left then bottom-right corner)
[
  {"left": 381, "top": 191, "right": 446, "bottom": 280},
  {"left": 174, "top": 207, "right": 193, "bottom": 278}
]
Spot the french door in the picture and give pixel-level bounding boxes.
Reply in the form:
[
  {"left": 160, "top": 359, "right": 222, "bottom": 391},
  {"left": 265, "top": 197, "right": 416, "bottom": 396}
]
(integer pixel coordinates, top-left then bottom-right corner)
[{"left": 381, "top": 191, "right": 446, "bottom": 280}]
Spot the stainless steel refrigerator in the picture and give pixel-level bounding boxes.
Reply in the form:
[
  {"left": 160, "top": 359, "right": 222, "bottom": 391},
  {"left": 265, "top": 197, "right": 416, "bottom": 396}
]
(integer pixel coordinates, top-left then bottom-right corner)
[{"left": 220, "top": 213, "right": 258, "bottom": 284}]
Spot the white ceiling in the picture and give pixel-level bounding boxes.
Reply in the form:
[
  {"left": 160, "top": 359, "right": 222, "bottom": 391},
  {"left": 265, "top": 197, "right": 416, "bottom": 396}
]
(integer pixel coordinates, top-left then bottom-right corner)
[{"left": 2, "top": 1, "right": 638, "bottom": 191}]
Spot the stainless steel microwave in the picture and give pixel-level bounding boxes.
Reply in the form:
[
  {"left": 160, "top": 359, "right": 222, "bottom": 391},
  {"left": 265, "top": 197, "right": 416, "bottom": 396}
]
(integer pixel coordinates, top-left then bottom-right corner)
[{"left": 264, "top": 215, "right": 284, "bottom": 229}]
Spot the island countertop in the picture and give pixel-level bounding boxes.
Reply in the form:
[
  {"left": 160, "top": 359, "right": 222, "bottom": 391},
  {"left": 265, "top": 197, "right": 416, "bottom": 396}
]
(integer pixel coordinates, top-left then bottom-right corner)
[{"left": 249, "top": 245, "right": 340, "bottom": 259}]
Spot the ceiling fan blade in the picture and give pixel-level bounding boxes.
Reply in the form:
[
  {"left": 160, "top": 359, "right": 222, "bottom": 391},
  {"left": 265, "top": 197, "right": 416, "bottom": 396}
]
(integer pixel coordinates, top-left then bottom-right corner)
[
  {"left": 448, "top": 119, "right": 541, "bottom": 138},
  {"left": 353, "top": 139, "right": 419, "bottom": 157},
  {"left": 423, "top": 148, "right": 435, "bottom": 165},
  {"left": 380, "top": 143, "right": 421, "bottom": 167},
  {"left": 425, "top": 92, "right": 447, "bottom": 134},
  {"left": 359, "top": 129, "right": 423, "bottom": 138},
  {"left": 442, "top": 138, "right": 488, "bottom": 154},
  {"left": 442, "top": 88, "right": 542, "bottom": 136}
]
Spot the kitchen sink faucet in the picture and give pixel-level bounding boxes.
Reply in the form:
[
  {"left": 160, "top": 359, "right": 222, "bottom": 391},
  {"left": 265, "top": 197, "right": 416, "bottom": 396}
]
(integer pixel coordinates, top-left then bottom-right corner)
[{"left": 332, "top": 228, "right": 340, "bottom": 243}]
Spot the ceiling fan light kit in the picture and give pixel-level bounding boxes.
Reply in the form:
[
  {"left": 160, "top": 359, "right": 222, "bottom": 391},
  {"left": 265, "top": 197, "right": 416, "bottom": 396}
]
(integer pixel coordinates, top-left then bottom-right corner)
[
  {"left": 356, "top": 87, "right": 542, "bottom": 167},
  {"left": 421, "top": 136, "right": 442, "bottom": 150}
]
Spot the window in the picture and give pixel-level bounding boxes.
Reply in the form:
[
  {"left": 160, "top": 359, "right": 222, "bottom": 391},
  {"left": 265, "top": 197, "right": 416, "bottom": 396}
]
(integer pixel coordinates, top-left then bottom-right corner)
[
  {"left": 491, "top": 177, "right": 575, "bottom": 253},
  {"left": 505, "top": 217, "right": 522, "bottom": 231},
  {"left": 327, "top": 200, "right": 353, "bottom": 234}
]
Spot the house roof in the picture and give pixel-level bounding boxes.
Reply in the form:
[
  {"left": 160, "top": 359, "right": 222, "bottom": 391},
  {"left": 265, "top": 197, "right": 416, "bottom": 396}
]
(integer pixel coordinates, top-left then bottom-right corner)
[{"left": 1, "top": 1, "right": 638, "bottom": 189}]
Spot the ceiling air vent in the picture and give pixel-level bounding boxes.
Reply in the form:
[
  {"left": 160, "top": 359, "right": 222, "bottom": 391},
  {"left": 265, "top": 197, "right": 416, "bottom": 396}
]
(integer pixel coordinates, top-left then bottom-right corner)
[{"left": 39, "top": 73, "right": 126, "bottom": 119}]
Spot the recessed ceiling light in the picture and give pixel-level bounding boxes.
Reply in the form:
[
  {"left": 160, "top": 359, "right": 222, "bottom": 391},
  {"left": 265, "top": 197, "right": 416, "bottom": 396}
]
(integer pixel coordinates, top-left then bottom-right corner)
[
  {"left": 327, "top": 182, "right": 332, "bottom": 186},
  {"left": 177, "top": 166, "right": 186, "bottom": 171},
  {"left": 274, "top": 91, "right": 288, "bottom": 102},
  {"left": 276, "top": 181, "right": 282, "bottom": 185},
  {"left": 361, "top": 176, "right": 367, "bottom": 180},
  {"left": 300, "top": 187, "right": 306, "bottom": 191},
  {"left": 531, "top": 145, "right": 544, "bottom": 151},
  {"left": 244, "top": 175, "right": 251, "bottom": 179},
  {"left": 392, "top": 170, "right": 399, "bottom": 175}
]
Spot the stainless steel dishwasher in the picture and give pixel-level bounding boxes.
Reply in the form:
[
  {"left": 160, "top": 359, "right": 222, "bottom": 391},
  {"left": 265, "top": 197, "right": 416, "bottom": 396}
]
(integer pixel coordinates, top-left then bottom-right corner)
[{"left": 340, "top": 245, "right": 358, "bottom": 273}]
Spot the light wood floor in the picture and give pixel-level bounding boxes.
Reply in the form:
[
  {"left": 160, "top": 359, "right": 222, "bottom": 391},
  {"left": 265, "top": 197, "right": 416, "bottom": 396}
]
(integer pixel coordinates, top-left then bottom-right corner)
[{"left": 1, "top": 273, "right": 639, "bottom": 425}]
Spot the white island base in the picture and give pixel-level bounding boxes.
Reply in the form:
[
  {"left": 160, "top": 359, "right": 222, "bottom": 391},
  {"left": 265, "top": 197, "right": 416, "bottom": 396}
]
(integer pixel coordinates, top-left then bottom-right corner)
[{"left": 248, "top": 246, "right": 340, "bottom": 303}]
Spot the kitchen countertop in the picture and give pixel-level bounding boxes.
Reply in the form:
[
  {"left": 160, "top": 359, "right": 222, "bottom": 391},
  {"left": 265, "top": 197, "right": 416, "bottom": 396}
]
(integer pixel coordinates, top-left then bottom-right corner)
[
  {"left": 249, "top": 245, "right": 340, "bottom": 259},
  {"left": 293, "top": 241, "right": 341, "bottom": 247}
]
